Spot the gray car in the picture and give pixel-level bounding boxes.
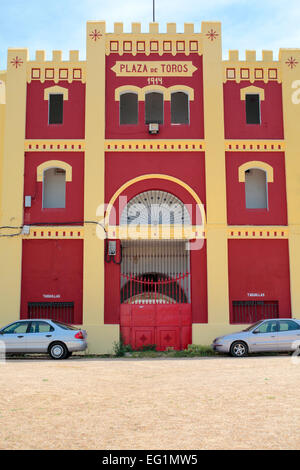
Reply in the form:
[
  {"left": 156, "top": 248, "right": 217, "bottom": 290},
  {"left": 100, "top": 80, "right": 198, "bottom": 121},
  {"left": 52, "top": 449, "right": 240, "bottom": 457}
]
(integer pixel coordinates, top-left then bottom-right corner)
[
  {"left": 212, "top": 318, "right": 300, "bottom": 357},
  {"left": 0, "top": 319, "right": 87, "bottom": 359}
]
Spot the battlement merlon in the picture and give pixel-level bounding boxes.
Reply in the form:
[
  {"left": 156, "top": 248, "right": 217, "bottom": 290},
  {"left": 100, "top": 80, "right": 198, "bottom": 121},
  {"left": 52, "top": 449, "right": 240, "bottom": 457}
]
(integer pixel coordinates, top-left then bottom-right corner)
[
  {"left": 1, "top": 22, "right": 299, "bottom": 84},
  {"left": 94, "top": 21, "right": 200, "bottom": 34},
  {"left": 85, "top": 21, "right": 224, "bottom": 57},
  {"left": 31, "top": 50, "right": 82, "bottom": 62}
]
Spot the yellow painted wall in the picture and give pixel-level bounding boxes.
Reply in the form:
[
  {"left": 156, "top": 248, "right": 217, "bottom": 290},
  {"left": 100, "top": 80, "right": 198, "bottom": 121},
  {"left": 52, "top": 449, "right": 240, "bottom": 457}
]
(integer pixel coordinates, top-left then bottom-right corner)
[
  {"left": 0, "top": 23, "right": 299, "bottom": 354},
  {"left": 201, "top": 22, "right": 230, "bottom": 325},
  {"left": 0, "top": 75, "right": 5, "bottom": 219},
  {"left": 279, "top": 49, "right": 300, "bottom": 317},
  {"left": 0, "top": 50, "right": 28, "bottom": 325},
  {"left": 83, "top": 22, "right": 119, "bottom": 349}
]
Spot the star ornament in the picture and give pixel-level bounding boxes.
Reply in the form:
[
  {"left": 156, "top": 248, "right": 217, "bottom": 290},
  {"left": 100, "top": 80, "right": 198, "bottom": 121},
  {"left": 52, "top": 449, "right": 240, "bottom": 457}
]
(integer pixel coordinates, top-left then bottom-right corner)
[
  {"left": 89, "top": 29, "right": 103, "bottom": 42},
  {"left": 11, "top": 56, "right": 23, "bottom": 69},
  {"left": 286, "top": 57, "right": 298, "bottom": 69},
  {"left": 206, "top": 29, "right": 219, "bottom": 42}
]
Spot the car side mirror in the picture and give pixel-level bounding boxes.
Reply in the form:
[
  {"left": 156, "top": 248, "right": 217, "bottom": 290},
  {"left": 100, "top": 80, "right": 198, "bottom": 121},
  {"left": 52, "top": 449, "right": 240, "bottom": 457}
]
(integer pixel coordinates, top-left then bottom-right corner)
[{"left": 253, "top": 330, "right": 259, "bottom": 334}]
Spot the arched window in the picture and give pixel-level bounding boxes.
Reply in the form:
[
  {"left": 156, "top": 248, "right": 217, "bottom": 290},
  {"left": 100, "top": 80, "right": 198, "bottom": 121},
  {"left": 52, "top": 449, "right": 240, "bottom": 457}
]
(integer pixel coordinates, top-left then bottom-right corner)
[
  {"left": 245, "top": 168, "right": 268, "bottom": 209},
  {"left": 120, "top": 92, "right": 138, "bottom": 125},
  {"left": 120, "top": 190, "right": 191, "bottom": 226},
  {"left": 171, "top": 92, "right": 189, "bottom": 124},
  {"left": 43, "top": 168, "right": 66, "bottom": 208},
  {"left": 145, "top": 92, "right": 164, "bottom": 124}
]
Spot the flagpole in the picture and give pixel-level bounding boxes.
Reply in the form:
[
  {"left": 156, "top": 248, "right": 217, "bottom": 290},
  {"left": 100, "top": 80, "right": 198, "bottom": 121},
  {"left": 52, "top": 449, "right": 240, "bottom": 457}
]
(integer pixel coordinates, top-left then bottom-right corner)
[{"left": 153, "top": 0, "right": 155, "bottom": 22}]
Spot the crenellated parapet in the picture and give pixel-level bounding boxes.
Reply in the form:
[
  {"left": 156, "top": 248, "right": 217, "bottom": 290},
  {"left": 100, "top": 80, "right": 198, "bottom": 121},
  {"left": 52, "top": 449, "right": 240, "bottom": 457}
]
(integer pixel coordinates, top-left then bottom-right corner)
[
  {"left": 224, "top": 48, "right": 300, "bottom": 84},
  {"left": 4, "top": 48, "right": 86, "bottom": 84},
  {"left": 86, "top": 22, "right": 209, "bottom": 56},
  {"left": 2, "top": 23, "right": 299, "bottom": 87},
  {"left": 27, "top": 50, "right": 86, "bottom": 83},
  {"left": 223, "top": 50, "right": 281, "bottom": 83}
]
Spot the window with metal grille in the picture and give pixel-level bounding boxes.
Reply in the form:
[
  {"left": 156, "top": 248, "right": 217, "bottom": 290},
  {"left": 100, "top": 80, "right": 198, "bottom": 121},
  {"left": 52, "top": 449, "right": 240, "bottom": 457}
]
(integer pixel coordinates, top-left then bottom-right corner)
[
  {"left": 145, "top": 92, "right": 164, "bottom": 124},
  {"left": 245, "top": 94, "right": 260, "bottom": 124},
  {"left": 28, "top": 302, "right": 74, "bottom": 324},
  {"left": 232, "top": 301, "right": 279, "bottom": 324},
  {"left": 49, "top": 94, "right": 63, "bottom": 124},
  {"left": 171, "top": 92, "right": 189, "bottom": 124},
  {"left": 120, "top": 92, "right": 138, "bottom": 125}
]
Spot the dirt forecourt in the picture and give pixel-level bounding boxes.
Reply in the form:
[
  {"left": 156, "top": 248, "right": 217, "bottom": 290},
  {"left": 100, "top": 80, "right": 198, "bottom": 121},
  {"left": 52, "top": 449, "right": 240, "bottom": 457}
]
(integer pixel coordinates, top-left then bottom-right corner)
[{"left": 0, "top": 356, "right": 299, "bottom": 450}]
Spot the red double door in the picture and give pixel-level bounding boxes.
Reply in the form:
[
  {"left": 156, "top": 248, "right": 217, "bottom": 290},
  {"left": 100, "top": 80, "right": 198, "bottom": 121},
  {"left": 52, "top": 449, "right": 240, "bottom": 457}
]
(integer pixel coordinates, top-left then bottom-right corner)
[{"left": 120, "top": 303, "right": 192, "bottom": 351}]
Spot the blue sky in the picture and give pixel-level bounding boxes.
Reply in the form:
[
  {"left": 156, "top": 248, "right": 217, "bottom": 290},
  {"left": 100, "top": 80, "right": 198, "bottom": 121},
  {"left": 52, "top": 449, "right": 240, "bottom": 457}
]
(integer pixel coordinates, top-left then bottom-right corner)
[{"left": 0, "top": 0, "right": 300, "bottom": 67}]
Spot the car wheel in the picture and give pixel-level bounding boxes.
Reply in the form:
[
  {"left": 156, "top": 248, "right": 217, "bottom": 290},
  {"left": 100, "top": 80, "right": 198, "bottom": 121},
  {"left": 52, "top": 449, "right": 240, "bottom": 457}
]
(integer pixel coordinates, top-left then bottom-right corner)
[
  {"left": 49, "top": 342, "right": 68, "bottom": 360},
  {"left": 230, "top": 341, "right": 248, "bottom": 358}
]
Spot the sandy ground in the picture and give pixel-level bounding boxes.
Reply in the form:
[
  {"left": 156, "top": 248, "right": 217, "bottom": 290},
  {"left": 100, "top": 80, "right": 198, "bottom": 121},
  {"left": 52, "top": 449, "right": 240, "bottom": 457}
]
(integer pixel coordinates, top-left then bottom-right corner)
[{"left": 0, "top": 356, "right": 299, "bottom": 450}]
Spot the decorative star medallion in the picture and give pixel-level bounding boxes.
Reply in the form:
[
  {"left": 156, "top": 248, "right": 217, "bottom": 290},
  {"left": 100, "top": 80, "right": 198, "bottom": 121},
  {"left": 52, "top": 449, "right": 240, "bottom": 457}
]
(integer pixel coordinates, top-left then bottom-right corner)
[
  {"left": 89, "top": 29, "right": 103, "bottom": 42},
  {"left": 11, "top": 56, "right": 23, "bottom": 69},
  {"left": 286, "top": 57, "right": 298, "bottom": 69},
  {"left": 206, "top": 29, "right": 219, "bottom": 42}
]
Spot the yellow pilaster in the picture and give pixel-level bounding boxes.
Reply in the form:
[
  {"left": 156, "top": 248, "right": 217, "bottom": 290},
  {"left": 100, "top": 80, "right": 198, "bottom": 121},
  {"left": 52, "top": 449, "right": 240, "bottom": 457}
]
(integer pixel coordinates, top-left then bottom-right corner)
[
  {"left": 280, "top": 49, "right": 300, "bottom": 315},
  {"left": 0, "top": 50, "right": 28, "bottom": 325},
  {"left": 83, "top": 22, "right": 119, "bottom": 352},
  {"left": 201, "top": 22, "right": 229, "bottom": 325}
]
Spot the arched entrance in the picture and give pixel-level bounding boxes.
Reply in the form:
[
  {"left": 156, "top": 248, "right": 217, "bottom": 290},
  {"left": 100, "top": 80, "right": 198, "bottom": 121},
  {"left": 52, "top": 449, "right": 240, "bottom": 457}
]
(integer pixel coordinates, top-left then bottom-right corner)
[{"left": 119, "top": 190, "right": 192, "bottom": 351}]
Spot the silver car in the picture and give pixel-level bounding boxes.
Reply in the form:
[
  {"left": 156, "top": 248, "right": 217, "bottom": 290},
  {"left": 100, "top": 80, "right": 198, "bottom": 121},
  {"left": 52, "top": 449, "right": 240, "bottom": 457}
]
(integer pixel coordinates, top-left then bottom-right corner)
[
  {"left": 212, "top": 318, "right": 300, "bottom": 357},
  {"left": 0, "top": 319, "right": 87, "bottom": 359}
]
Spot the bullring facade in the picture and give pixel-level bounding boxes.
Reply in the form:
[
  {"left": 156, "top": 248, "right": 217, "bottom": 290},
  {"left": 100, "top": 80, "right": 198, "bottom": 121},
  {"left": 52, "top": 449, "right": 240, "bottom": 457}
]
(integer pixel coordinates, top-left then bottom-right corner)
[{"left": 0, "top": 21, "right": 299, "bottom": 352}]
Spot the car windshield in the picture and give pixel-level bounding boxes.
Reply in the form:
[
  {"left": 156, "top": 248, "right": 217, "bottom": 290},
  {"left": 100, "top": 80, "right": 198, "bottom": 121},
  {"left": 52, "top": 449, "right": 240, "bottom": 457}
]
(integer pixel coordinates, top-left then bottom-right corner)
[
  {"left": 242, "top": 321, "right": 263, "bottom": 332},
  {"left": 52, "top": 321, "right": 78, "bottom": 331}
]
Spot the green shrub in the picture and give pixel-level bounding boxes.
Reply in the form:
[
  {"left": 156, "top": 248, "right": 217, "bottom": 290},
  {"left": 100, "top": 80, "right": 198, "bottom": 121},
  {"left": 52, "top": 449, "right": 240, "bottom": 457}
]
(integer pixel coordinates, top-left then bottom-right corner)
[
  {"left": 185, "top": 344, "right": 215, "bottom": 355},
  {"left": 138, "top": 344, "right": 157, "bottom": 352},
  {"left": 113, "top": 339, "right": 215, "bottom": 358},
  {"left": 113, "top": 335, "right": 133, "bottom": 357},
  {"left": 164, "top": 344, "right": 215, "bottom": 357},
  {"left": 131, "top": 350, "right": 163, "bottom": 358}
]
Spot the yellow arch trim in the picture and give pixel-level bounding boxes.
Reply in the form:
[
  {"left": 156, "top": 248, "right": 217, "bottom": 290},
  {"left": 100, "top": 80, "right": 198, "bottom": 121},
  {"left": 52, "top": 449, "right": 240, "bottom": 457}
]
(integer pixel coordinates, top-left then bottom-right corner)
[
  {"left": 105, "top": 173, "right": 205, "bottom": 225},
  {"left": 240, "top": 85, "right": 265, "bottom": 101},
  {"left": 114, "top": 85, "right": 143, "bottom": 101},
  {"left": 114, "top": 85, "right": 195, "bottom": 101},
  {"left": 238, "top": 161, "right": 274, "bottom": 183},
  {"left": 44, "top": 86, "right": 69, "bottom": 101},
  {"left": 143, "top": 85, "right": 168, "bottom": 100},
  {"left": 37, "top": 160, "right": 72, "bottom": 182},
  {"left": 168, "top": 85, "right": 194, "bottom": 101}
]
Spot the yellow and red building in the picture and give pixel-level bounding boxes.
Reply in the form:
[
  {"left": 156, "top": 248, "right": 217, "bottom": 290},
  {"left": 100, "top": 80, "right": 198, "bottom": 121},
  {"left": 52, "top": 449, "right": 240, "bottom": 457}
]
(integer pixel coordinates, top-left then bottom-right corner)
[{"left": 0, "top": 21, "right": 300, "bottom": 353}]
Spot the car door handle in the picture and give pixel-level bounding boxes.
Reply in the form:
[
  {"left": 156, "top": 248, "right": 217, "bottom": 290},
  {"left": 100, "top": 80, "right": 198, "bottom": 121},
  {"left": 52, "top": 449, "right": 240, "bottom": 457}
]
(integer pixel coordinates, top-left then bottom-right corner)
[
  {"left": 17, "top": 335, "right": 24, "bottom": 338},
  {"left": 45, "top": 335, "right": 52, "bottom": 338}
]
